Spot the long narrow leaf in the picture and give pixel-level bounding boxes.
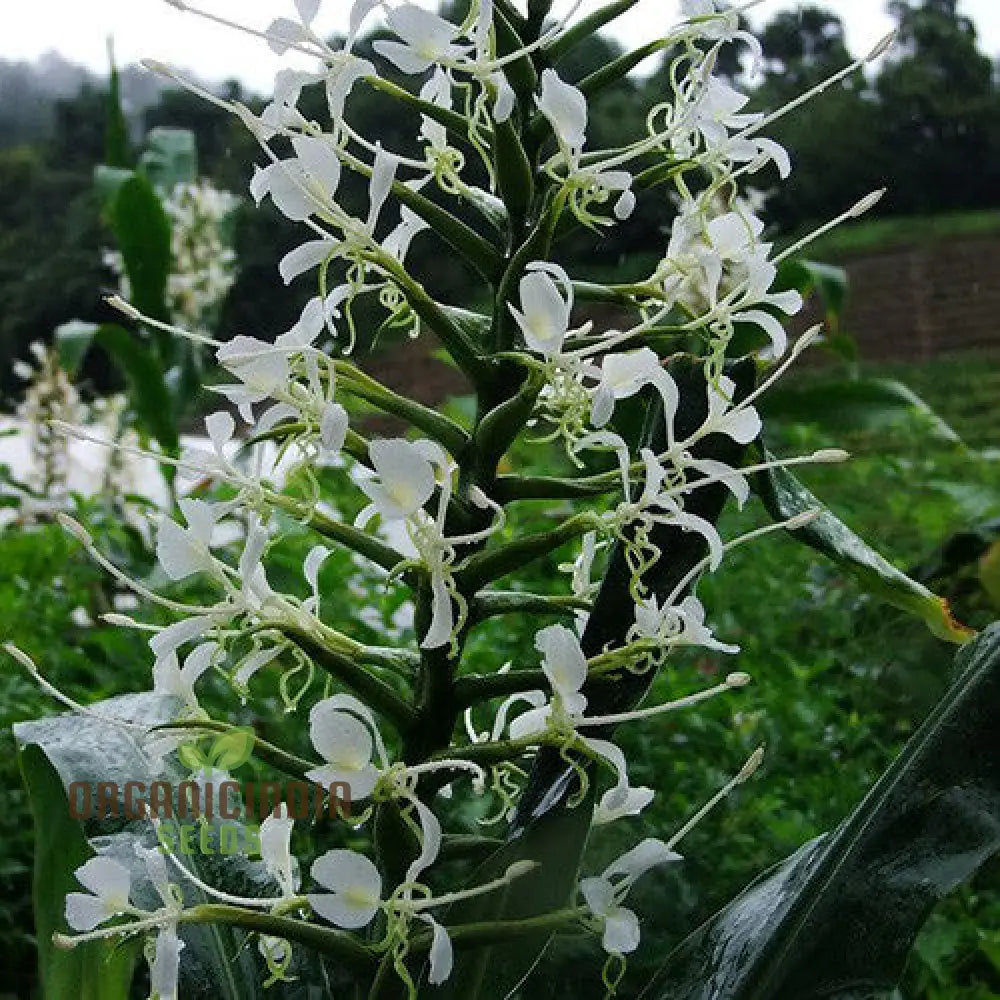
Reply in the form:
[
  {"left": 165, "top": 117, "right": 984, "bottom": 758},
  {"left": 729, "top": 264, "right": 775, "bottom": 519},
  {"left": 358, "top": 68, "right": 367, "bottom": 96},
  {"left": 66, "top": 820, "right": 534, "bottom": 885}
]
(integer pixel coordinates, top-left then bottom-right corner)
[{"left": 643, "top": 623, "right": 1000, "bottom": 999}]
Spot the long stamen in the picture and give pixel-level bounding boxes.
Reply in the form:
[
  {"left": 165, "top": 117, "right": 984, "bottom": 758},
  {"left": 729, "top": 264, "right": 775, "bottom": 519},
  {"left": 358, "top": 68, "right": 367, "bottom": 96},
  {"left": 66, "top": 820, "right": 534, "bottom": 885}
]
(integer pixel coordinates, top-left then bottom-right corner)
[
  {"left": 578, "top": 672, "right": 751, "bottom": 729},
  {"left": 666, "top": 746, "right": 765, "bottom": 851}
]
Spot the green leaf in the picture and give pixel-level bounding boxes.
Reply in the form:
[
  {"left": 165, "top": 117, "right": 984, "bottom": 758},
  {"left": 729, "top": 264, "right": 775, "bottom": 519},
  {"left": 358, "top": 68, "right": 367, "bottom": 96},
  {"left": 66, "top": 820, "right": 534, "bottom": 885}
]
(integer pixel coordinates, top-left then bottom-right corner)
[
  {"left": 15, "top": 695, "right": 273, "bottom": 999},
  {"left": 54, "top": 320, "right": 98, "bottom": 377},
  {"left": 642, "top": 623, "right": 1000, "bottom": 1000},
  {"left": 110, "top": 173, "right": 172, "bottom": 326},
  {"left": 104, "top": 49, "right": 131, "bottom": 170},
  {"left": 19, "top": 744, "right": 140, "bottom": 1000},
  {"left": 208, "top": 728, "right": 257, "bottom": 770},
  {"left": 432, "top": 792, "right": 594, "bottom": 999},
  {"left": 141, "top": 127, "right": 199, "bottom": 190},
  {"left": 178, "top": 742, "right": 209, "bottom": 772},
  {"left": 753, "top": 456, "right": 974, "bottom": 644},
  {"left": 95, "top": 323, "right": 180, "bottom": 457},
  {"left": 760, "top": 378, "right": 962, "bottom": 443}
]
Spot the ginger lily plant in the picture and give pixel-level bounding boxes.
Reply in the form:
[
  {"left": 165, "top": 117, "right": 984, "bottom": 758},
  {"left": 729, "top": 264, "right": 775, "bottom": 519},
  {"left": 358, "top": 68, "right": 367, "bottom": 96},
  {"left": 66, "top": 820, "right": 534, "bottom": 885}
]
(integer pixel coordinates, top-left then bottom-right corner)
[{"left": 11, "top": 2, "right": 996, "bottom": 1000}]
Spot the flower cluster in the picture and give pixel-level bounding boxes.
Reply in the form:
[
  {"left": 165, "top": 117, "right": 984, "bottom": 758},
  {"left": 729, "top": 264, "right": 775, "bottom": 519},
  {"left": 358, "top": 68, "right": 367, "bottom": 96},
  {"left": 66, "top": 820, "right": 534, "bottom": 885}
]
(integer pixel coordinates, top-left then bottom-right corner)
[
  {"left": 33, "top": 1, "right": 893, "bottom": 996},
  {"left": 105, "top": 178, "right": 239, "bottom": 334}
]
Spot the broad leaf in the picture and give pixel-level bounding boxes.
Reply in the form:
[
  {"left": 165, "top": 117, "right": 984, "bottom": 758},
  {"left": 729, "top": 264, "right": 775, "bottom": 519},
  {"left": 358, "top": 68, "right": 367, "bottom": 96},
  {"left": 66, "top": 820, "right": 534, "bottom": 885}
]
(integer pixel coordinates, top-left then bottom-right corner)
[
  {"left": 754, "top": 456, "right": 974, "bottom": 644},
  {"left": 110, "top": 173, "right": 172, "bottom": 327},
  {"left": 642, "top": 623, "right": 1000, "bottom": 1000},
  {"left": 96, "top": 323, "right": 180, "bottom": 457},
  {"left": 15, "top": 694, "right": 278, "bottom": 999},
  {"left": 20, "top": 744, "right": 141, "bottom": 1000}
]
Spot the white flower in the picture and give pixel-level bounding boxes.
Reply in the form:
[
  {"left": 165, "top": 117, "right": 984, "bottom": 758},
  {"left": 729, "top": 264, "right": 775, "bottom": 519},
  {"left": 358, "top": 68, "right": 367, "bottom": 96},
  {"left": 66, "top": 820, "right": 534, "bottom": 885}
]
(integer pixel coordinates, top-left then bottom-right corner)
[
  {"left": 508, "top": 624, "right": 588, "bottom": 737},
  {"left": 509, "top": 263, "right": 577, "bottom": 358},
  {"left": 65, "top": 857, "right": 133, "bottom": 931},
  {"left": 591, "top": 349, "right": 680, "bottom": 430},
  {"left": 305, "top": 697, "right": 382, "bottom": 799},
  {"left": 250, "top": 135, "right": 343, "bottom": 222},
  {"left": 580, "top": 839, "right": 681, "bottom": 955},
  {"left": 152, "top": 641, "right": 219, "bottom": 712},
  {"left": 308, "top": 849, "right": 382, "bottom": 929},
  {"left": 632, "top": 596, "right": 739, "bottom": 655},
  {"left": 536, "top": 624, "right": 588, "bottom": 715},
  {"left": 593, "top": 784, "right": 655, "bottom": 826},
  {"left": 260, "top": 805, "right": 299, "bottom": 898},
  {"left": 156, "top": 499, "right": 223, "bottom": 582},
  {"left": 374, "top": 5, "right": 470, "bottom": 74},
  {"left": 357, "top": 439, "right": 436, "bottom": 524}
]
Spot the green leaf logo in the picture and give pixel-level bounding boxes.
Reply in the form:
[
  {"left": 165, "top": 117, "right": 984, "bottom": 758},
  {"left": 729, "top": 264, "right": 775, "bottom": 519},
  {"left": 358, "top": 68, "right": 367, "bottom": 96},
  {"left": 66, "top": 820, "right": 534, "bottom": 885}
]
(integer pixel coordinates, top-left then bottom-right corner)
[{"left": 208, "top": 728, "right": 256, "bottom": 771}]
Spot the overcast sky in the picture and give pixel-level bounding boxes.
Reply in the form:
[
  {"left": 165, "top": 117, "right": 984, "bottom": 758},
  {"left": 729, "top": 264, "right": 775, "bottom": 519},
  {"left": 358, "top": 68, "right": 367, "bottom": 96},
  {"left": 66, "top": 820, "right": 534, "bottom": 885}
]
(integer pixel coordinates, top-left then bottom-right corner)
[{"left": 4, "top": 1, "right": 1000, "bottom": 94}]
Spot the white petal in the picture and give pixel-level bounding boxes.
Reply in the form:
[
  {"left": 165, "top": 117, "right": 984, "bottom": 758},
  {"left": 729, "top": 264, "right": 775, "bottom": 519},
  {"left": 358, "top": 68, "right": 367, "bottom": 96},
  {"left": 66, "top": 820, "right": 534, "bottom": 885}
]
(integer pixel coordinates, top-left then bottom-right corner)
[
  {"left": 420, "top": 571, "right": 455, "bottom": 650},
  {"left": 368, "top": 146, "right": 399, "bottom": 231},
  {"left": 304, "top": 545, "right": 331, "bottom": 594},
  {"left": 205, "top": 411, "right": 235, "bottom": 451},
  {"left": 292, "top": 135, "right": 342, "bottom": 196},
  {"left": 157, "top": 518, "right": 211, "bottom": 581},
  {"left": 422, "top": 915, "right": 454, "bottom": 984},
  {"left": 74, "top": 856, "right": 132, "bottom": 904},
  {"left": 580, "top": 876, "right": 615, "bottom": 919},
  {"left": 603, "top": 838, "right": 681, "bottom": 883},
  {"left": 535, "top": 624, "right": 587, "bottom": 700},
  {"left": 537, "top": 69, "right": 588, "bottom": 151},
  {"left": 267, "top": 17, "right": 309, "bottom": 55},
  {"left": 603, "top": 907, "right": 641, "bottom": 955},
  {"left": 65, "top": 892, "right": 112, "bottom": 932},
  {"left": 149, "top": 615, "right": 217, "bottom": 660},
  {"left": 279, "top": 240, "right": 333, "bottom": 285},
  {"left": 320, "top": 403, "right": 349, "bottom": 453},
  {"left": 295, "top": 0, "right": 321, "bottom": 25},
  {"left": 309, "top": 850, "right": 381, "bottom": 928},
  {"left": 310, "top": 702, "right": 374, "bottom": 771},
  {"left": 373, "top": 40, "right": 434, "bottom": 74},
  {"left": 405, "top": 799, "right": 442, "bottom": 883},
  {"left": 513, "top": 269, "right": 570, "bottom": 356},
  {"left": 735, "top": 309, "right": 788, "bottom": 359},
  {"left": 150, "top": 925, "right": 184, "bottom": 1000}
]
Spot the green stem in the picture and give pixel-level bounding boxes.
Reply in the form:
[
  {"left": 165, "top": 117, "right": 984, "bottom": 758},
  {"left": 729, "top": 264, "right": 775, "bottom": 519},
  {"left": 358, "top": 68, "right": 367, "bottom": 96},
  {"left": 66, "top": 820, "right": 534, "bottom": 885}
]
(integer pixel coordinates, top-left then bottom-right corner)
[
  {"left": 456, "top": 512, "right": 600, "bottom": 592},
  {"left": 413, "top": 908, "right": 587, "bottom": 951},
  {"left": 282, "top": 624, "right": 417, "bottom": 733},
  {"left": 335, "top": 360, "right": 471, "bottom": 456},
  {"left": 469, "top": 591, "right": 591, "bottom": 624},
  {"left": 181, "top": 905, "right": 377, "bottom": 970},
  {"left": 546, "top": 0, "right": 645, "bottom": 62}
]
